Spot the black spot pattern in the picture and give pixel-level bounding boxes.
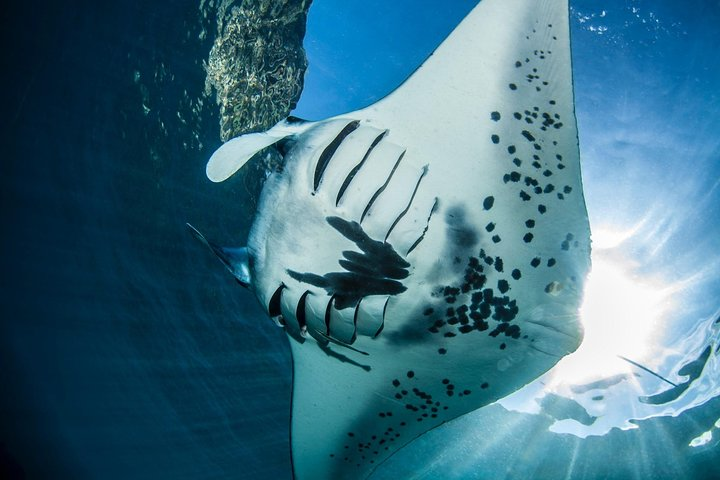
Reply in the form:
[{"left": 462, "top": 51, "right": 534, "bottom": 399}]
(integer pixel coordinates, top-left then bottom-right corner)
[
  {"left": 420, "top": 250, "right": 523, "bottom": 350},
  {"left": 483, "top": 27, "right": 581, "bottom": 263},
  {"left": 334, "top": 373, "right": 490, "bottom": 467}
]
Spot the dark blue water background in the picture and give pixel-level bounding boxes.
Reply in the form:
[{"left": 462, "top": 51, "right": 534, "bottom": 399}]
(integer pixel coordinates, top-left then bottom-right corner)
[{"left": 2, "top": 0, "right": 719, "bottom": 479}]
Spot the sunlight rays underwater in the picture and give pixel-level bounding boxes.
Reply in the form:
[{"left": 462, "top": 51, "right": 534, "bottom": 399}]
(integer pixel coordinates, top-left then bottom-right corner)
[{"left": 501, "top": 221, "right": 720, "bottom": 439}]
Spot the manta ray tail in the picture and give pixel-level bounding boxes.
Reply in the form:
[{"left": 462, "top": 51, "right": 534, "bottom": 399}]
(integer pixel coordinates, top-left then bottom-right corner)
[
  {"left": 617, "top": 355, "right": 678, "bottom": 387},
  {"left": 186, "top": 223, "right": 252, "bottom": 287}
]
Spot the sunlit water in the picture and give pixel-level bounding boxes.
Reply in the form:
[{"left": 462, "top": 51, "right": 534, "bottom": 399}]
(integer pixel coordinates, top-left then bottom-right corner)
[{"left": 1, "top": 0, "right": 718, "bottom": 479}]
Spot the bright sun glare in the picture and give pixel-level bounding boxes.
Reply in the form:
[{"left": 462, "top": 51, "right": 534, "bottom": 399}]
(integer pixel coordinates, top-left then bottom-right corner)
[{"left": 551, "top": 228, "right": 672, "bottom": 384}]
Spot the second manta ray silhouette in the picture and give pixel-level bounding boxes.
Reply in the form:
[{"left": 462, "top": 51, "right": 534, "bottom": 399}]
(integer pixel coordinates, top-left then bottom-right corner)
[{"left": 192, "top": 0, "right": 591, "bottom": 478}]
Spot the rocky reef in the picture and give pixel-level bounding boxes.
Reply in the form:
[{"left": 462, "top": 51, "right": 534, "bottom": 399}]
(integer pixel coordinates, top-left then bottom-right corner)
[{"left": 204, "top": 0, "right": 312, "bottom": 141}]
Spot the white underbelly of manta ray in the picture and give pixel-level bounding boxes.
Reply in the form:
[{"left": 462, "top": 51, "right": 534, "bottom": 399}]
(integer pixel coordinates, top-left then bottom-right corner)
[{"left": 192, "top": 0, "right": 590, "bottom": 478}]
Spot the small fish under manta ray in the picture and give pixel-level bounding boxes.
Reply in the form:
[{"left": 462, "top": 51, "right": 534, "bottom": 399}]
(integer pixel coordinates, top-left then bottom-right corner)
[{"left": 189, "top": 0, "right": 591, "bottom": 478}]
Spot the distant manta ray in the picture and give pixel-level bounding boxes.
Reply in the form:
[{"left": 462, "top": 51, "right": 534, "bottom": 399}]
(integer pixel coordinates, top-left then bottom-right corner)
[{"left": 190, "top": 0, "right": 591, "bottom": 478}]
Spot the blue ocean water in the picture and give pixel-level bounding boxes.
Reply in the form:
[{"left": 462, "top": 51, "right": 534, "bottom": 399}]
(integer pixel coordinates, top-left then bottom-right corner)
[{"left": 1, "top": 1, "right": 719, "bottom": 479}]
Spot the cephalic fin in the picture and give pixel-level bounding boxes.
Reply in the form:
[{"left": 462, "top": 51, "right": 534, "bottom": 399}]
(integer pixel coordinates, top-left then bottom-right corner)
[{"left": 206, "top": 118, "right": 314, "bottom": 182}]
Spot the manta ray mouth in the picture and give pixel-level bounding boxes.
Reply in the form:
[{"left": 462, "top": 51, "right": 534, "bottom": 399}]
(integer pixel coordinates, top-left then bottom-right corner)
[
  {"left": 524, "top": 317, "right": 579, "bottom": 340},
  {"left": 527, "top": 343, "right": 564, "bottom": 358},
  {"left": 522, "top": 316, "right": 584, "bottom": 359}
]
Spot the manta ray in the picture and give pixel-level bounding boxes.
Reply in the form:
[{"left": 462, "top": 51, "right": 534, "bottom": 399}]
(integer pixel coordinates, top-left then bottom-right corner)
[{"left": 190, "top": 0, "right": 590, "bottom": 478}]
